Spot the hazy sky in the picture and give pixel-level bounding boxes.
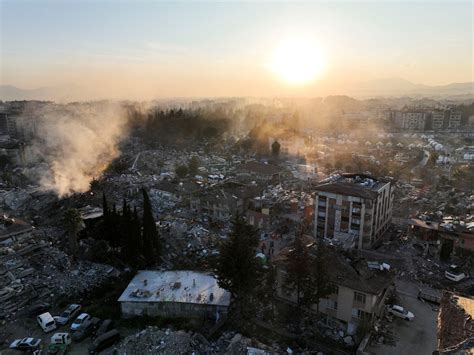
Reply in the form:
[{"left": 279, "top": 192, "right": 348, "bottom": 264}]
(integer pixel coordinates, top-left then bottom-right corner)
[{"left": 1, "top": 0, "right": 473, "bottom": 99}]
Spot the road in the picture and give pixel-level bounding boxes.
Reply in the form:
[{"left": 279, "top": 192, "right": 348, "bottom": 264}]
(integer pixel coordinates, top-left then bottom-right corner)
[
  {"left": 411, "top": 150, "right": 430, "bottom": 173},
  {"left": 366, "top": 279, "right": 438, "bottom": 355}
]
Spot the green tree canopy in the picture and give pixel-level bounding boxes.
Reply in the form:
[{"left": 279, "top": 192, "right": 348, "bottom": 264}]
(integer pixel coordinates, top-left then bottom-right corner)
[{"left": 215, "top": 214, "right": 261, "bottom": 317}]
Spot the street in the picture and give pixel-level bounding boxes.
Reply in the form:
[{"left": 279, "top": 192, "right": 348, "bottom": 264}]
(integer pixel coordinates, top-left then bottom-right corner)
[{"left": 367, "top": 280, "right": 438, "bottom": 355}]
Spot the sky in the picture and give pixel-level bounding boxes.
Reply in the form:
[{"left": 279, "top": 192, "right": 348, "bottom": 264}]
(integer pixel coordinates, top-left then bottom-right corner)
[{"left": 0, "top": 0, "right": 473, "bottom": 99}]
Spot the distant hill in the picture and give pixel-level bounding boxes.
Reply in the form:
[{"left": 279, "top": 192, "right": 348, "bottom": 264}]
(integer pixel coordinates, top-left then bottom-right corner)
[
  {"left": 348, "top": 78, "right": 474, "bottom": 98},
  {"left": 0, "top": 85, "right": 53, "bottom": 101},
  {"left": 0, "top": 84, "right": 85, "bottom": 101},
  {"left": 2, "top": 79, "right": 473, "bottom": 101}
]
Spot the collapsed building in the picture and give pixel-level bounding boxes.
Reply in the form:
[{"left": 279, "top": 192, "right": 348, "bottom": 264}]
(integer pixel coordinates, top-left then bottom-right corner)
[
  {"left": 437, "top": 291, "right": 474, "bottom": 354},
  {"left": 236, "top": 161, "right": 283, "bottom": 183},
  {"left": 190, "top": 181, "right": 262, "bottom": 222},
  {"left": 313, "top": 173, "right": 394, "bottom": 249},
  {"left": 0, "top": 214, "right": 33, "bottom": 243},
  {"left": 408, "top": 217, "right": 474, "bottom": 253}
]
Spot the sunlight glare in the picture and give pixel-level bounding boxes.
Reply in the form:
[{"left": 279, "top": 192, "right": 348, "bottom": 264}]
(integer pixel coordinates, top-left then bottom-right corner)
[{"left": 270, "top": 39, "right": 325, "bottom": 85}]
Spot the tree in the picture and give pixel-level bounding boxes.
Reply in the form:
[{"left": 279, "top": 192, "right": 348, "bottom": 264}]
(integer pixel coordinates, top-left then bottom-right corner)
[
  {"left": 142, "top": 189, "right": 161, "bottom": 265},
  {"left": 215, "top": 214, "right": 261, "bottom": 318},
  {"left": 284, "top": 234, "right": 313, "bottom": 317},
  {"left": 64, "top": 208, "right": 82, "bottom": 257},
  {"left": 260, "top": 262, "right": 278, "bottom": 320},
  {"left": 132, "top": 206, "right": 143, "bottom": 265},
  {"left": 202, "top": 126, "right": 218, "bottom": 139},
  {"left": 175, "top": 164, "right": 188, "bottom": 178},
  {"left": 271, "top": 140, "right": 281, "bottom": 159},
  {"left": 284, "top": 236, "right": 332, "bottom": 327},
  {"left": 310, "top": 241, "right": 333, "bottom": 313},
  {"left": 188, "top": 156, "right": 200, "bottom": 176}
]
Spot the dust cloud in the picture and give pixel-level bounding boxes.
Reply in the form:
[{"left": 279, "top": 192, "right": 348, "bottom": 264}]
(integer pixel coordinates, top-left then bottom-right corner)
[{"left": 24, "top": 102, "right": 128, "bottom": 197}]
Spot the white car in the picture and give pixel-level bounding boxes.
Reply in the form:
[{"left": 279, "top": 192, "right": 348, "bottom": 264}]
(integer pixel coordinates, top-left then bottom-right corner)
[
  {"left": 10, "top": 337, "right": 42, "bottom": 351},
  {"left": 56, "top": 304, "right": 82, "bottom": 325},
  {"left": 70, "top": 313, "right": 91, "bottom": 331},
  {"left": 388, "top": 305, "right": 415, "bottom": 321},
  {"left": 37, "top": 312, "right": 57, "bottom": 333},
  {"left": 445, "top": 265, "right": 466, "bottom": 282}
]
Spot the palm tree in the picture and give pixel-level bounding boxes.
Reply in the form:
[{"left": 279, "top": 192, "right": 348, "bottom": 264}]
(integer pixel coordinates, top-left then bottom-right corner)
[{"left": 64, "top": 208, "right": 82, "bottom": 257}]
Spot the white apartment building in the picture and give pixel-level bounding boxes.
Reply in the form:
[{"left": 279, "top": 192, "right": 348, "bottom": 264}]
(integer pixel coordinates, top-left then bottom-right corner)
[
  {"left": 392, "top": 111, "right": 427, "bottom": 130},
  {"left": 314, "top": 174, "right": 394, "bottom": 249},
  {"left": 432, "top": 111, "right": 446, "bottom": 130},
  {"left": 275, "top": 242, "right": 393, "bottom": 334},
  {"left": 448, "top": 111, "right": 462, "bottom": 129}
]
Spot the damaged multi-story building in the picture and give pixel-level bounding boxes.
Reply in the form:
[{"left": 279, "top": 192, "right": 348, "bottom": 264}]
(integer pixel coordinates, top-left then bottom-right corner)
[
  {"left": 313, "top": 174, "right": 394, "bottom": 249},
  {"left": 274, "top": 242, "right": 394, "bottom": 334}
]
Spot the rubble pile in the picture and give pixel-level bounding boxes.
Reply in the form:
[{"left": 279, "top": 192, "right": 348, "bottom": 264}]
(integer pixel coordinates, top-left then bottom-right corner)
[
  {"left": 0, "top": 188, "right": 57, "bottom": 214},
  {"left": 0, "top": 233, "right": 117, "bottom": 320},
  {"left": 158, "top": 219, "right": 221, "bottom": 268},
  {"left": 116, "top": 327, "right": 275, "bottom": 355}
]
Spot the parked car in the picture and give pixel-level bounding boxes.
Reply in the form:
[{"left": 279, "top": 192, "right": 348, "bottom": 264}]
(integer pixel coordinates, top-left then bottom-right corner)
[
  {"left": 418, "top": 289, "right": 441, "bottom": 304},
  {"left": 47, "top": 333, "right": 71, "bottom": 354},
  {"left": 88, "top": 329, "right": 120, "bottom": 354},
  {"left": 73, "top": 317, "right": 102, "bottom": 341},
  {"left": 56, "top": 304, "right": 81, "bottom": 325},
  {"left": 96, "top": 319, "right": 114, "bottom": 337},
  {"left": 387, "top": 305, "right": 415, "bottom": 321},
  {"left": 37, "top": 312, "right": 57, "bottom": 333},
  {"left": 9, "top": 337, "right": 42, "bottom": 351},
  {"left": 26, "top": 303, "right": 51, "bottom": 318},
  {"left": 71, "top": 313, "right": 91, "bottom": 331},
  {"left": 445, "top": 264, "right": 466, "bottom": 282},
  {"left": 72, "top": 320, "right": 94, "bottom": 342}
]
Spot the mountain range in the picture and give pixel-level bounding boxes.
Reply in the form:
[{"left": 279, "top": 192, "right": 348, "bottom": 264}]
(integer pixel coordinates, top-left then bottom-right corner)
[
  {"left": 1, "top": 79, "right": 473, "bottom": 101},
  {"left": 346, "top": 78, "right": 473, "bottom": 98}
]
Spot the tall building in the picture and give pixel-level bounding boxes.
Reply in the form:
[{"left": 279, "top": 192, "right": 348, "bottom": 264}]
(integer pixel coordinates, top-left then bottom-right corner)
[
  {"left": 448, "top": 111, "right": 462, "bottom": 129},
  {"left": 404, "top": 112, "right": 427, "bottom": 130},
  {"left": 0, "top": 113, "right": 18, "bottom": 137},
  {"left": 468, "top": 115, "right": 474, "bottom": 129},
  {"left": 390, "top": 111, "right": 427, "bottom": 130},
  {"left": 431, "top": 111, "right": 446, "bottom": 130},
  {"left": 314, "top": 174, "right": 394, "bottom": 249}
]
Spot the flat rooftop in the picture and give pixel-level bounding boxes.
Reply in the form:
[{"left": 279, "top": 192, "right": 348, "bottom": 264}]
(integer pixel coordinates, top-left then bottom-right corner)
[
  {"left": 118, "top": 270, "right": 231, "bottom": 307},
  {"left": 315, "top": 173, "right": 389, "bottom": 199}
]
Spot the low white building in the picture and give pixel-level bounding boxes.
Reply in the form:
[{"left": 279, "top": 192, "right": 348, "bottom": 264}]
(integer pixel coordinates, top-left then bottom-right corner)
[{"left": 118, "top": 271, "right": 231, "bottom": 319}]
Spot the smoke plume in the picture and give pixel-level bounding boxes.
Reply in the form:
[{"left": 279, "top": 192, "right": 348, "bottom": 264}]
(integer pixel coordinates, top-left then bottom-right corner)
[{"left": 23, "top": 102, "right": 128, "bottom": 197}]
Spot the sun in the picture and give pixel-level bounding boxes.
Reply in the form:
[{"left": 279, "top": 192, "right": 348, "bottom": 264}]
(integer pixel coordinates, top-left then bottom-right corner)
[{"left": 270, "top": 39, "right": 325, "bottom": 85}]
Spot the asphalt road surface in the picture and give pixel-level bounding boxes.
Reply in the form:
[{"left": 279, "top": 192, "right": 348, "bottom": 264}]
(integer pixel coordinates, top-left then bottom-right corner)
[{"left": 367, "top": 279, "right": 438, "bottom": 355}]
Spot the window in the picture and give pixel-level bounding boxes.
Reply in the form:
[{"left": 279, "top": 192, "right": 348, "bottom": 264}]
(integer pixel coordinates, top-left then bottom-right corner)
[
  {"left": 352, "top": 308, "right": 371, "bottom": 320},
  {"left": 327, "top": 300, "right": 338, "bottom": 310},
  {"left": 354, "top": 292, "right": 366, "bottom": 304}
]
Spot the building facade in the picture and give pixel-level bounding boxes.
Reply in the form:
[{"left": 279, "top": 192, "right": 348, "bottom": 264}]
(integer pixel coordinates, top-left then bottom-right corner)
[
  {"left": 391, "top": 111, "right": 427, "bottom": 130},
  {"left": 275, "top": 243, "right": 393, "bottom": 334},
  {"left": 313, "top": 174, "right": 394, "bottom": 249},
  {"left": 431, "top": 111, "right": 446, "bottom": 130},
  {"left": 448, "top": 111, "right": 462, "bottom": 129}
]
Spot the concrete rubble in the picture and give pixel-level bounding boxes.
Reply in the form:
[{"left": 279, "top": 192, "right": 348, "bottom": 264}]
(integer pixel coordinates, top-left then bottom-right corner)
[
  {"left": 0, "top": 229, "right": 118, "bottom": 320},
  {"left": 116, "top": 326, "right": 276, "bottom": 355}
]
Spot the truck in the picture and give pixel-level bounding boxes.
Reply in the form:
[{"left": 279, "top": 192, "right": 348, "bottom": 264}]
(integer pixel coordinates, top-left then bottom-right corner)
[{"left": 418, "top": 288, "right": 441, "bottom": 304}]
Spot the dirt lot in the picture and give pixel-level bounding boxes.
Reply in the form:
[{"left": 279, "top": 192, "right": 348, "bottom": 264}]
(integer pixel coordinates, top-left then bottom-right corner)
[{"left": 367, "top": 279, "right": 438, "bottom": 355}]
